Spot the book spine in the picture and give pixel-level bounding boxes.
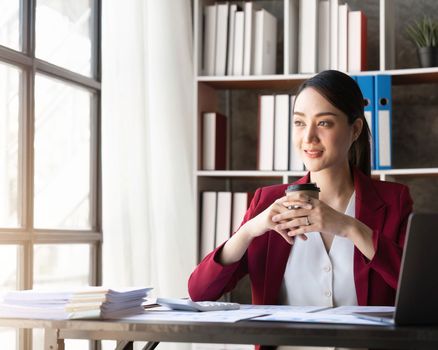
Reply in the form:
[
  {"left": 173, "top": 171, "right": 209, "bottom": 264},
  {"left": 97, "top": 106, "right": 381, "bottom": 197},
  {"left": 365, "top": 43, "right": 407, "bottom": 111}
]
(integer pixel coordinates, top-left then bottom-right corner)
[{"left": 258, "top": 95, "right": 275, "bottom": 170}]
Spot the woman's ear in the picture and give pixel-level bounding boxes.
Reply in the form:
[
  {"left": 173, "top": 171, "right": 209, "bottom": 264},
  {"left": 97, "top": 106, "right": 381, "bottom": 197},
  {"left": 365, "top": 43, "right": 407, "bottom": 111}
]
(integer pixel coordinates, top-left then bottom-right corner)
[{"left": 352, "top": 117, "right": 363, "bottom": 141}]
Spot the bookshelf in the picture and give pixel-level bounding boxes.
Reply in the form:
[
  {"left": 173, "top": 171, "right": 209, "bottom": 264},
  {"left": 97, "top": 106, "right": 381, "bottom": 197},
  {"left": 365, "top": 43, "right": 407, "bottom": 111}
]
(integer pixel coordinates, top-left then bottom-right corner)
[
  {"left": 193, "top": 0, "right": 438, "bottom": 302},
  {"left": 198, "top": 67, "right": 438, "bottom": 88}
]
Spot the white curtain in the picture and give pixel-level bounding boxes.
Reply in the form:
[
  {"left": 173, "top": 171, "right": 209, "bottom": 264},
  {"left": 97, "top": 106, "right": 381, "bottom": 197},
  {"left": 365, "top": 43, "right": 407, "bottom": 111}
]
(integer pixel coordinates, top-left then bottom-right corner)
[{"left": 101, "top": 0, "right": 196, "bottom": 314}]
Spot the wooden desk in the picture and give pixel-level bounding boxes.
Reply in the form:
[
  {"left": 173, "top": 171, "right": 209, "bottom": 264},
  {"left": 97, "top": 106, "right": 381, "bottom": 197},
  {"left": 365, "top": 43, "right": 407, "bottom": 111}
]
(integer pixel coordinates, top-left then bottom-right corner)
[{"left": 1, "top": 317, "right": 438, "bottom": 350}]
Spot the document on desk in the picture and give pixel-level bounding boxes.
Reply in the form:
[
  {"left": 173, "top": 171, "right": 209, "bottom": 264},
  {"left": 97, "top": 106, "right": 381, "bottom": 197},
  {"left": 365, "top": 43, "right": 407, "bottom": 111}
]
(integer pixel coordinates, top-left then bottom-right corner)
[
  {"left": 240, "top": 305, "right": 328, "bottom": 313},
  {"left": 123, "top": 305, "right": 325, "bottom": 323},
  {"left": 251, "top": 306, "right": 396, "bottom": 326},
  {"left": 0, "top": 287, "right": 152, "bottom": 320},
  {"left": 123, "top": 309, "right": 265, "bottom": 323},
  {"left": 317, "top": 306, "right": 395, "bottom": 315},
  {"left": 252, "top": 312, "right": 387, "bottom": 325}
]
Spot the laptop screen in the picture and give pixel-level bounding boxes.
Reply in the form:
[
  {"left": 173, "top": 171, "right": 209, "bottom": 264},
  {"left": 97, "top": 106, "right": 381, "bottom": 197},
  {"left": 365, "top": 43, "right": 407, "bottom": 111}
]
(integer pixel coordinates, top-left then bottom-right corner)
[{"left": 394, "top": 213, "right": 438, "bottom": 325}]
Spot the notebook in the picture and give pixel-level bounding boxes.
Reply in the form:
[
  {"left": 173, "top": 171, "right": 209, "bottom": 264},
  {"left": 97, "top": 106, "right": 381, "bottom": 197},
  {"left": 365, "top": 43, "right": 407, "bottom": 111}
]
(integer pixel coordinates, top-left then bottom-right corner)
[{"left": 354, "top": 213, "right": 438, "bottom": 325}]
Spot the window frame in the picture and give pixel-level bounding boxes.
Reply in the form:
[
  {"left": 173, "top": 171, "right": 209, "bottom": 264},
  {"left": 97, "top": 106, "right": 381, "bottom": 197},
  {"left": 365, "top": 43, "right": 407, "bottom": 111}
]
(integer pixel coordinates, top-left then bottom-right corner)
[{"left": 0, "top": 0, "right": 102, "bottom": 348}]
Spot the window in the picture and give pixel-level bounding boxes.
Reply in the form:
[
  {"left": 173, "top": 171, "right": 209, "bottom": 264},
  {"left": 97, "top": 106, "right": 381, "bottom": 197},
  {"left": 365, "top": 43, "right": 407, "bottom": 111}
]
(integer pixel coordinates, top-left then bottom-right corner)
[{"left": 0, "top": 1, "right": 101, "bottom": 349}]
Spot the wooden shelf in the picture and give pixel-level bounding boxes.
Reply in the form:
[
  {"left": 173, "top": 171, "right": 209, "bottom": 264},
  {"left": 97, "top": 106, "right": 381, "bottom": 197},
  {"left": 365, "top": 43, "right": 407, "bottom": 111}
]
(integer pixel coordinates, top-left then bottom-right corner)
[
  {"left": 197, "top": 170, "right": 306, "bottom": 178},
  {"left": 197, "top": 168, "right": 438, "bottom": 178},
  {"left": 372, "top": 168, "right": 438, "bottom": 176},
  {"left": 197, "top": 74, "right": 310, "bottom": 90},
  {"left": 197, "top": 67, "right": 438, "bottom": 90}
]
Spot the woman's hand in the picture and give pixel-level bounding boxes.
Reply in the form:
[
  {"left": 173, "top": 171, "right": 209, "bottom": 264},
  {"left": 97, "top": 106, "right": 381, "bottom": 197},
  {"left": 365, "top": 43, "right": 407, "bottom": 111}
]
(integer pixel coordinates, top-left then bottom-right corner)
[
  {"left": 270, "top": 194, "right": 376, "bottom": 259},
  {"left": 243, "top": 194, "right": 313, "bottom": 245},
  {"left": 271, "top": 195, "right": 354, "bottom": 241},
  {"left": 220, "top": 193, "right": 313, "bottom": 264}
]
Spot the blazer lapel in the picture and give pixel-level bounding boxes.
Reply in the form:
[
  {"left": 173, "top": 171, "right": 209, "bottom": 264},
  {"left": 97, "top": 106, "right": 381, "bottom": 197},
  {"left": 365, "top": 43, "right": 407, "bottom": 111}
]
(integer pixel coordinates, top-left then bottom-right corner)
[
  {"left": 263, "top": 173, "right": 311, "bottom": 304},
  {"left": 353, "top": 168, "right": 387, "bottom": 305}
]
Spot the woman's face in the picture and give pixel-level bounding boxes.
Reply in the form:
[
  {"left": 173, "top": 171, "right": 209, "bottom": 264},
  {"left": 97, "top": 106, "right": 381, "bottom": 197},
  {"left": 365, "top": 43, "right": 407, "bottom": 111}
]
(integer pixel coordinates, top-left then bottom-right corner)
[{"left": 292, "top": 87, "right": 362, "bottom": 173}]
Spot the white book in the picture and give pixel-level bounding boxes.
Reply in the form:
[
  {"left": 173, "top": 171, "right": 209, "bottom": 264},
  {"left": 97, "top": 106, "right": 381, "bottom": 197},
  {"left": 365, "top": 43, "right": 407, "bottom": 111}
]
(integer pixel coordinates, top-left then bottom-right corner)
[
  {"left": 298, "top": 0, "right": 318, "bottom": 73},
  {"left": 203, "top": 4, "right": 217, "bottom": 76},
  {"left": 243, "top": 2, "right": 256, "bottom": 75},
  {"left": 254, "top": 9, "right": 277, "bottom": 75},
  {"left": 317, "top": 0, "right": 330, "bottom": 72},
  {"left": 226, "top": 4, "right": 238, "bottom": 75},
  {"left": 215, "top": 192, "right": 232, "bottom": 247},
  {"left": 287, "top": 0, "right": 299, "bottom": 73},
  {"left": 378, "top": 110, "right": 391, "bottom": 167},
  {"left": 201, "top": 192, "right": 217, "bottom": 259},
  {"left": 202, "top": 112, "right": 227, "bottom": 170},
  {"left": 348, "top": 11, "right": 366, "bottom": 72},
  {"left": 258, "top": 95, "right": 275, "bottom": 170},
  {"left": 289, "top": 95, "right": 304, "bottom": 171},
  {"left": 329, "top": 0, "right": 339, "bottom": 69},
  {"left": 274, "top": 94, "right": 290, "bottom": 171},
  {"left": 380, "top": 0, "right": 395, "bottom": 70},
  {"left": 233, "top": 11, "right": 245, "bottom": 75},
  {"left": 215, "top": 3, "right": 229, "bottom": 76},
  {"left": 202, "top": 112, "right": 216, "bottom": 170},
  {"left": 338, "top": 3, "right": 349, "bottom": 72},
  {"left": 232, "top": 192, "right": 249, "bottom": 233}
]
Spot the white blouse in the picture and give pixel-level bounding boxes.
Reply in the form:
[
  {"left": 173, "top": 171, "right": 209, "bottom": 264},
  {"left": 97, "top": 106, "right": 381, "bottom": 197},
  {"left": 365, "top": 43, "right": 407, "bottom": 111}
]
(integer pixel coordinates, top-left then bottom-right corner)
[{"left": 278, "top": 192, "right": 362, "bottom": 350}]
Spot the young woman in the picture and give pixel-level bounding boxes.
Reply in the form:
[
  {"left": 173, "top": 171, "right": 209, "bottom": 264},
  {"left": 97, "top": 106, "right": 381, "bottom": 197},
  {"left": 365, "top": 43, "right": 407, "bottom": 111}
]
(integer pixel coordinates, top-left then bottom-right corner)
[{"left": 188, "top": 70, "right": 413, "bottom": 313}]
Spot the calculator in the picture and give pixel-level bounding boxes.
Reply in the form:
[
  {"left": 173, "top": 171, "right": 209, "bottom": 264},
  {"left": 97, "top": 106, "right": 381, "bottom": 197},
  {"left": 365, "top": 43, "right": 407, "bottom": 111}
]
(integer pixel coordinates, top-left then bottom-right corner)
[{"left": 156, "top": 297, "right": 240, "bottom": 312}]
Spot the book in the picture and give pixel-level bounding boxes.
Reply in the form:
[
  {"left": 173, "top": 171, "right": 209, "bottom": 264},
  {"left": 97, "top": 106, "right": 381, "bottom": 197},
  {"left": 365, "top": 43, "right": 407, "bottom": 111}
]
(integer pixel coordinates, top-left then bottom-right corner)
[
  {"left": 374, "top": 75, "right": 392, "bottom": 169},
  {"left": 215, "top": 192, "right": 232, "bottom": 246},
  {"left": 356, "top": 75, "right": 375, "bottom": 169},
  {"left": 243, "top": 2, "right": 256, "bottom": 75},
  {"left": 329, "top": 0, "right": 339, "bottom": 69},
  {"left": 215, "top": 2, "right": 229, "bottom": 76},
  {"left": 380, "top": 0, "right": 395, "bottom": 70},
  {"left": 337, "top": 3, "right": 349, "bottom": 72},
  {"left": 289, "top": 95, "right": 303, "bottom": 171},
  {"left": 200, "top": 191, "right": 217, "bottom": 259},
  {"left": 257, "top": 95, "right": 275, "bottom": 171},
  {"left": 226, "top": 4, "right": 238, "bottom": 75},
  {"left": 274, "top": 94, "right": 290, "bottom": 171},
  {"left": 348, "top": 11, "right": 367, "bottom": 72},
  {"left": 203, "top": 4, "right": 217, "bottom": 75},
  {"left": 233, "top": 11, "right": 245, "bottom": 75},
  {"left": 286, "top": 0, "right": 299, "bottom": 73},
  {"left": 232, "top": 192, "right": 252, "bottom": 233},
  {"left": 254, "top": 8, "right": 277, "bottom": 75},
  {"left": 298, "top": 0, "right": 318, "bottom": 73},
  {"left": 317, "top": 0, "right": 330, "bottom": 72},
  {"left": 202, "top": 112, "right": 227, "bottom": 170}
]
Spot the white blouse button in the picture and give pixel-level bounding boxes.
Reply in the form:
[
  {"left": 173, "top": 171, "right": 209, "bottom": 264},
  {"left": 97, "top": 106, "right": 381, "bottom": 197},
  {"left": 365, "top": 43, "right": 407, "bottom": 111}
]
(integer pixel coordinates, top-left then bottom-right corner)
[
  {"left": 323, "top": 265, "right": 331, "bottom": 272},
  {"left": 324, "top": 290, "right": 332, "bottom": 298}
]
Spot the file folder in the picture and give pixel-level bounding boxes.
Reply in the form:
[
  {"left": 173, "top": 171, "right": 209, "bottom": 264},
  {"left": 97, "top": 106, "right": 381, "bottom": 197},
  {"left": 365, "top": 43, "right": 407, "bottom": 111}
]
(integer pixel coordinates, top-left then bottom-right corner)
[
  {"left": 356, "top": 75, "right": 376, "bottom": 170},
  {"left": 374, "top": 75, "right": 392, "bottom": 169}
]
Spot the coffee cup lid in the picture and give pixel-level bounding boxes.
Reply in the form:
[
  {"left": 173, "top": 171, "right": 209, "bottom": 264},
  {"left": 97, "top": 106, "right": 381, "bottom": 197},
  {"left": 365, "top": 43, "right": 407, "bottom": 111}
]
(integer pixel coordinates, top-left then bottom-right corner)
[{"left": 286, "top": 183, "right": 320, "bottom": 192}]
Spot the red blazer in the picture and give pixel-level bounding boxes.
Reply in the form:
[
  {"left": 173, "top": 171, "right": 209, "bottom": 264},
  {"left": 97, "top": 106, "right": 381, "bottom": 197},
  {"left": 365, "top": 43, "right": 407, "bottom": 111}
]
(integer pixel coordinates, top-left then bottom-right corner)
[{"left": 188, "top": 168, "right": 413, "bottom": 306}]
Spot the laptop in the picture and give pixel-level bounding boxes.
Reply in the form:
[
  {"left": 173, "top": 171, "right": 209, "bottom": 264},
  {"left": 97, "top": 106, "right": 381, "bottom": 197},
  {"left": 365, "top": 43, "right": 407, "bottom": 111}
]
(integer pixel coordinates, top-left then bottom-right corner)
[{"left": 354, "top": 213, "right": 438, "bottom": 325}]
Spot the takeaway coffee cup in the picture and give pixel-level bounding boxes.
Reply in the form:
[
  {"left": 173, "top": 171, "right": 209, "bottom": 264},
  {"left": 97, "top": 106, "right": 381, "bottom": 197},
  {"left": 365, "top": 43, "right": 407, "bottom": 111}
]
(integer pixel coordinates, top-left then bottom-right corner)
[{"left": 285, "top": 183, "right": 320, "bottom": 209}]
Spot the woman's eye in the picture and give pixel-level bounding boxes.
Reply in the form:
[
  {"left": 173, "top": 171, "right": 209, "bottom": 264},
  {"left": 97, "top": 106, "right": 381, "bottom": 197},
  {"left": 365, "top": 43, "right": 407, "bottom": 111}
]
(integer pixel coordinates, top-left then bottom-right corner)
[
  {"left": 318, "top": 120, "right": 332, "bottom": 127},
  {"left": 294, "top": 120, "right": 304, "bottom": 127}
]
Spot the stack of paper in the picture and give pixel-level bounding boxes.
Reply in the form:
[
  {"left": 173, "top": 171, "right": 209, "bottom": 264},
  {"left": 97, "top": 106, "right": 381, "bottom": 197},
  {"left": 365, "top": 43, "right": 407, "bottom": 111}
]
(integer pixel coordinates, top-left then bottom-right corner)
[{"left": 0, "top": 286, "right": 152, "bottom": 320}]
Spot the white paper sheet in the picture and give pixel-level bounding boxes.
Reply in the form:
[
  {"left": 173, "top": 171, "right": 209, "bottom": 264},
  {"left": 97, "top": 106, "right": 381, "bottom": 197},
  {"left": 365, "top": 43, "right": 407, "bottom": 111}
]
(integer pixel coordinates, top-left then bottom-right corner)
[
  {"left": 123, "top": 309, "right": 268, "bottom": 323},
  {"left": 318, "top": 305, "right": 395, "bottom": 314},
  {"left": 251, "top": 311, "right": 388, "bottom": 326},
  {"left": 240, "top": 305, "right": 329, "bottom": 313}
]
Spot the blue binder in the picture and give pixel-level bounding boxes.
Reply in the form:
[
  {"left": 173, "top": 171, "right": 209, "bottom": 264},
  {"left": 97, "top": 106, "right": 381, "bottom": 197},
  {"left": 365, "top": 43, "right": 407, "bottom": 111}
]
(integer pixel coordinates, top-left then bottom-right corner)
[
  {"left": 356, "top": 75, "right": 376, "bottom": 170},
  {"left": 374, "top": 75, "right": 392, "bottom": 170}
]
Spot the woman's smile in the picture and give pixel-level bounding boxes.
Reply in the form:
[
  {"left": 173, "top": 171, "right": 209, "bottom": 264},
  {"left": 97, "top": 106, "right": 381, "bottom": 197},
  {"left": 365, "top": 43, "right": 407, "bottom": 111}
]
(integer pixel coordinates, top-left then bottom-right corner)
[{"left": 304, "top": 149, "right": 324, "bottom": 158}]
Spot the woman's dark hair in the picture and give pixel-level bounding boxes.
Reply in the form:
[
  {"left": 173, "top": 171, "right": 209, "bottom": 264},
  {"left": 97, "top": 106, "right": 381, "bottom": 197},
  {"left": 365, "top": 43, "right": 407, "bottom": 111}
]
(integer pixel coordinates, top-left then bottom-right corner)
[{"left": 294, "top": 70, "right": 371, "bottom": 176}]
